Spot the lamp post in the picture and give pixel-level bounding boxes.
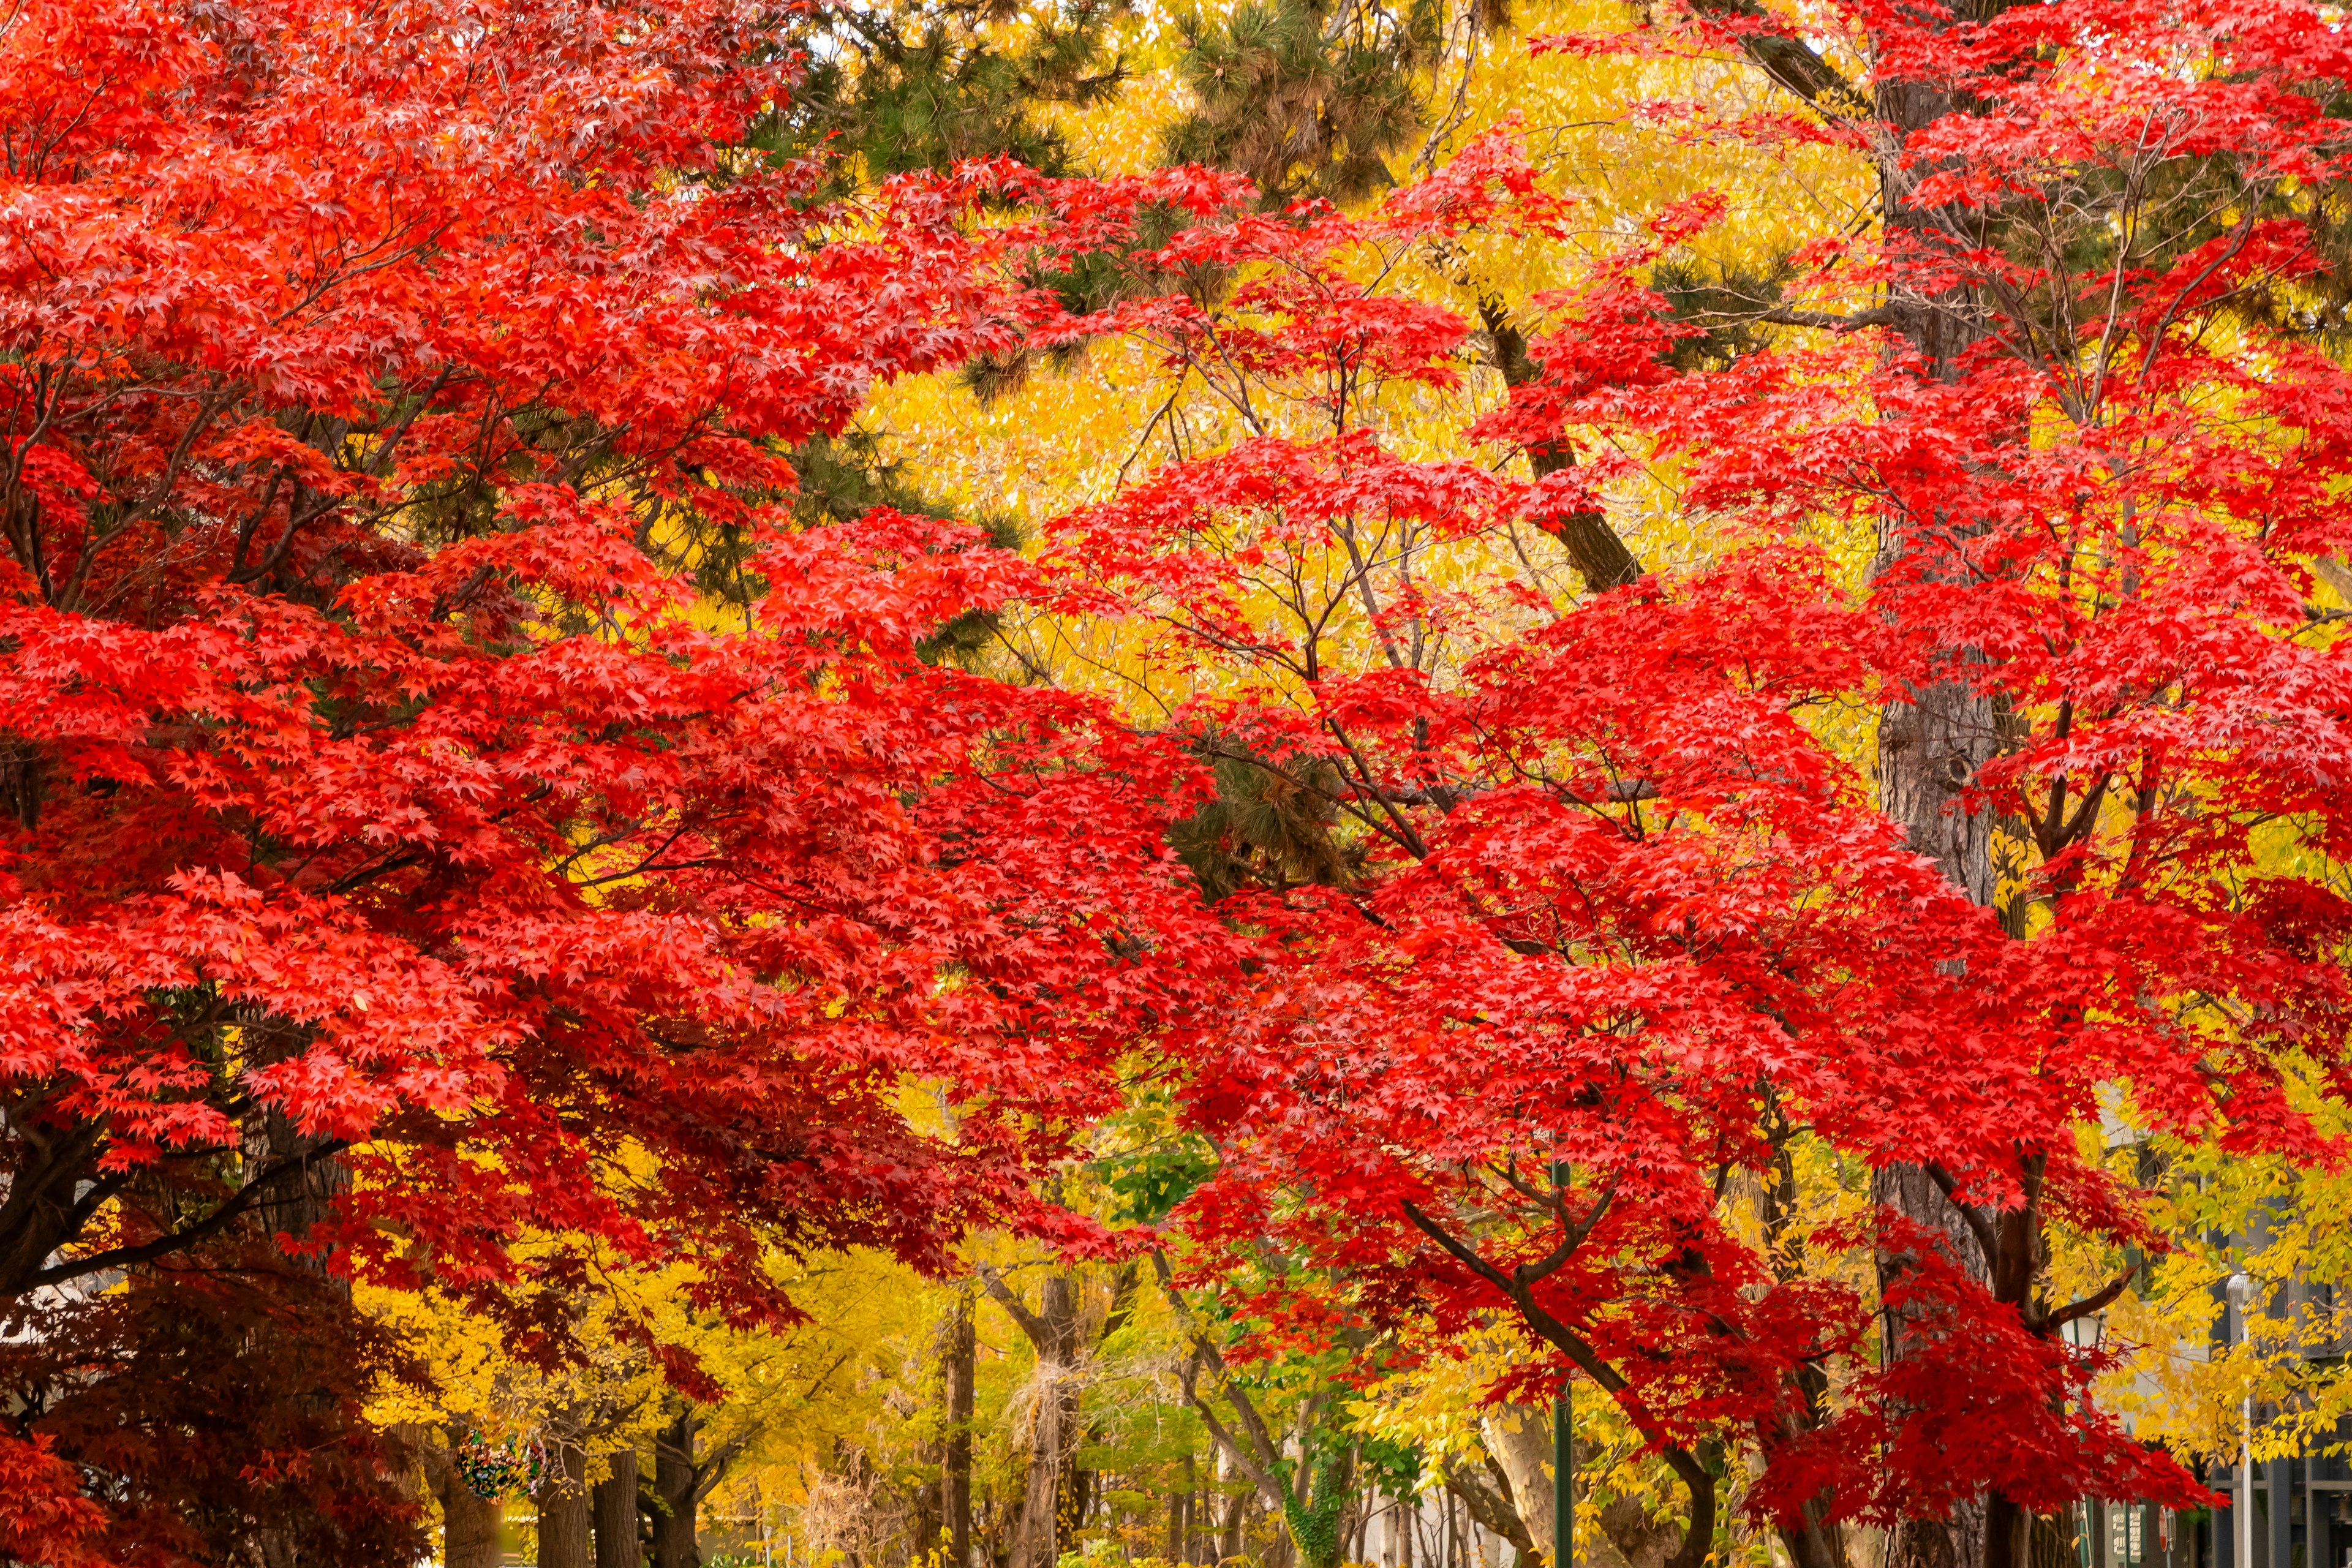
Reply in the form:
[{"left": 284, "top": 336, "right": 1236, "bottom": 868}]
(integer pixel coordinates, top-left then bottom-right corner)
[{"left": 2227, "top": 1273, "right": 2256, "bottom": 1568}]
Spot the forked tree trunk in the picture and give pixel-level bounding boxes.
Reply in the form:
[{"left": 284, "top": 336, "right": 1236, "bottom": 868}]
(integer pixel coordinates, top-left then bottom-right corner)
[
  {"left": 652, "top": 1409, "right": 700, "bottom": 1568},
  {"left": 1218, "top": 1488, "right": 1250, "bottom": 1562},
  {"left": 985, "top": 1270, "right": 1082, "bottom": 1568}
]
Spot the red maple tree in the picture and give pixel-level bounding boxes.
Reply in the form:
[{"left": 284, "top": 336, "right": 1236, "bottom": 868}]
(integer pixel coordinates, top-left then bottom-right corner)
[
  {"left": 0, "top": 0, "right": 1236, "bottom": 1556},
  {"left": 1016, "top": 9, "right": 2352, "bottom": 1562}
]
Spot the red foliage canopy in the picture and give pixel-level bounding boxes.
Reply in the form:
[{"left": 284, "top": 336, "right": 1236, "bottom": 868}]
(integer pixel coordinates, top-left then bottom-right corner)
[
  {"left": 0, "top": 0, "right": 1234, "bottom": 1553},
  {"left": 1014, "top": 8, "right": 2352, "bottom": 1561}
]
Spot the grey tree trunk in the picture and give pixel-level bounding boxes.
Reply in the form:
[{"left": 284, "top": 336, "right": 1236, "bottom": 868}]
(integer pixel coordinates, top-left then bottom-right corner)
[
  {"left": 594, "top": 1447, "right": 641, "bottom": 1568},
  {"left": 1480, "top": 1409, "right": 1553, "bottom": 1565},
  {"left": 1870, "top": 52, "right": 2003, "bottom": 1568}
]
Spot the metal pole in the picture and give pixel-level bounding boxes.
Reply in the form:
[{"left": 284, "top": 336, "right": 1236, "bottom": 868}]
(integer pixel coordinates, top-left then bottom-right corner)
[
  {"left": 1553, "top": 1380, "right": 1572, "bottom": 1568},
  {"left": 2241, "top": 1400, "right": 2253, "bottom": 1568},
  {"left": 2229, "top": 1274, "right": 2256, "bottom": 1568}
]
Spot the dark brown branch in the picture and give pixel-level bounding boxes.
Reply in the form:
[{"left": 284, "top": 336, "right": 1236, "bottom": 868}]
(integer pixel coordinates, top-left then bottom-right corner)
[
  {"left": 2039, "top": 1264, "right": 2139, "bottom": 1332},
  {"left": 1920, "top": 1164, "right": 2002, "bottom": 1263},
  {"left": 1515, "top": 1173, "right": 1621, "bottom": 1287},
  {"left": 22, "top": 1138, "right": 353, "bottom": 1291},
  {"left": 975, "top": 1263, "right": 1052, "bottom": 1349},
  {"left": 1685, "top": 0, "right": 1869, "bottom": 115},
  {"left": 1757, "top": 305, "right": 1898, "bottom": 333},
  {"left": 1472, "top": 295, "right": 1643, "bottom": 594},
  {"left": 1400, "top": 1199, "right": 1717, "bottom": 1568}
]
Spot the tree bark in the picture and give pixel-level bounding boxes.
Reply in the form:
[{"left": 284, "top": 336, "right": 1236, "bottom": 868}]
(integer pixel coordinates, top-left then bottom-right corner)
[
  {"left": 242, "top": 1020, "right": 353, "bottom": 1281},
  {"left": 945, "top": 1291, "right": 976, "bottom": 1568},
  {"left": 982, "top": 1268, "right": 1082, "bottom": 1568},
  {"left": 540, "top": 1442, "right": 592, "bottom": 1568},
  {"left": 428, "top": 1433, "right": 504, "bottom": 1568},
  {"left": 1477, "top": 298, "right": 1642, "bottom": 594},
  {"left": 595, "top": 1448, "right": 641, "bottom": 1568},
  {"left": 652, "top": 1408, "right": 700, "bottom": 1568},
  {"left": 1218, "top": 1488, "right": 1250, "bottom": 1562},
  {"left": 1870, "top": 48, "right": 2004, "bottom": 1568},
  {"left": 1480, "top": 1411, "right": 1553, "bottom": 1566}
]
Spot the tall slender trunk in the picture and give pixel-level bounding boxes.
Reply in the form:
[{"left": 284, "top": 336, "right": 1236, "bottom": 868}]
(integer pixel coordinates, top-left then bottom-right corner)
[
  {"left": 945, "top": 1292, "right": 976, "bottom": 1568},
  {"left": 595, "top": 1448, "right": 641, "bottom": 1568}
]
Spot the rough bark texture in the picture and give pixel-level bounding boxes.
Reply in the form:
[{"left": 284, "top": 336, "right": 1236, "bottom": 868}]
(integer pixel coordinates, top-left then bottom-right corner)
[
  {"left": 1875, "top": 680, "right": 1999, "bottom": 908},
  {"left": 594, "top": 1448, "right": 640, "bottom": 1568},
  {"left": 1871, "top": 47, "right": 2005, "bottom": 1568},
  {"left": 539, "top": 1443, "right": 592, "bottom": 1568}
]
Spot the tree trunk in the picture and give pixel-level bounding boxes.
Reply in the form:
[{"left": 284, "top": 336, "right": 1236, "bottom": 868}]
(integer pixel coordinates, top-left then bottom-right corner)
[
  {"left": 1218, "top": 1490, "right": 1250, "bottom": 1563},
  {"left": 1593, "top": 1498, "right": 1679, "bottom": 1568},
  {"left": 540, "top": 1442, "right": 592, "bottom": 1568},
  {"left": 242, "top": 1022, "right": 353, "bottom": 1278},
  {"left": 1480, "top": 1411, "right": 1553, "bottom": 1566},
  {"left": 652, "top": 1409, "right": 700, "bottom": 1568},
  {"left": 428, "top": 1434, "right": 503, "bottom": 1568},
  {"left": 946, "top": 1292, "right": 976, "bottom": 1568},
  {"left": 595, "top": 1448, "right": 641, "bottom": 1568},
  {"left": 1866, "top": 42, "right": 2008, "bottom": 1568},
  {"left": 989, "top": 1271, "right": 1082, "bottom": 1568}
]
